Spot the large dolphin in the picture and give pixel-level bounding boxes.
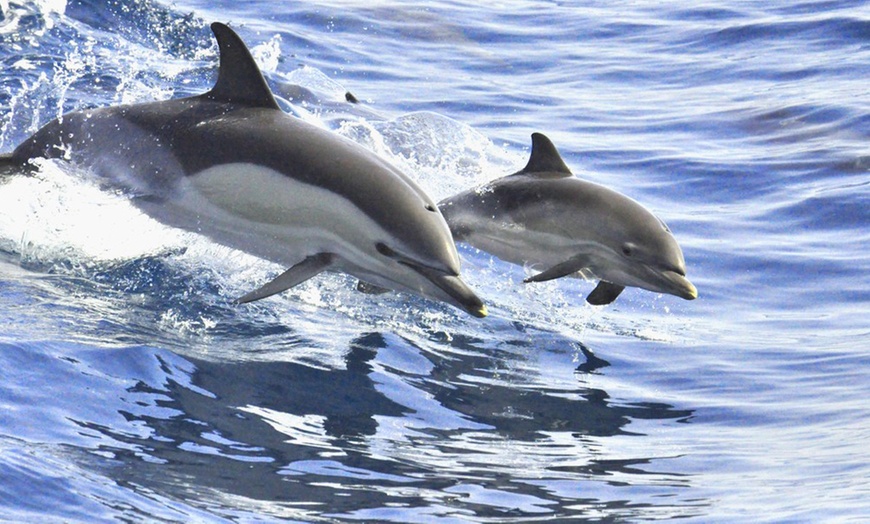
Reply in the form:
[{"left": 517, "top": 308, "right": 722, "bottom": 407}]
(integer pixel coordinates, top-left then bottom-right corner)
[
  {"left": 439, "top": 133, "right": 697, "bottom": 305},
  {"left": 0, "top": 22, "right": 487, "bottom": 317}
]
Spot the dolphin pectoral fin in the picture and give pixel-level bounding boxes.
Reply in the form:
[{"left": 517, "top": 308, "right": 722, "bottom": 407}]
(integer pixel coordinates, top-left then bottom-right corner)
[
  {"left": 235, "top": 253, "right": 335, "bottom": 304},
  {"left": 586, "top": 281, "right": 625, "bottom": 306},
  {"left": 523, "top": 256, "right": 588, "bottom": 283},
  {"left": 356, "top": 281, "right": 390, "bottom": 295}
]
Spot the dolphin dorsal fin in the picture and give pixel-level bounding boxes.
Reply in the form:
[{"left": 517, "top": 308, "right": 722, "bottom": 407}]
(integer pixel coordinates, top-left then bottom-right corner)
[
  {"left": 518, "top": 132, "right": 572, "bottom": 178},
  {"left": 205, "top": 22, "right": 280, "bottom": 110}
]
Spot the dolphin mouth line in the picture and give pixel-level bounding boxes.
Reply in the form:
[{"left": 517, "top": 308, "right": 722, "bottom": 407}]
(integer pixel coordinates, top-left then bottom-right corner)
[
  {"left": 661, "top": 269, "right": 698, "bottom": 300},
  {"left": 376, "top": 242, "right": 486, "bottom": 316},
  {"left": 376, "top": 242, "right": 457, "bottom": 276},
  {"left": 397, "top": 261, "right": 488, "bottom": 318}
]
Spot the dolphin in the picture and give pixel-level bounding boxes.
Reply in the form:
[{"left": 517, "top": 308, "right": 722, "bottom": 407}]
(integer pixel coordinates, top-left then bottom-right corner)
[
  {"left": 438, "top": 133, "right": 697, "bottom": 305},
  {"left": 0, "top": 22, "right": 487, "bottom": 317}
]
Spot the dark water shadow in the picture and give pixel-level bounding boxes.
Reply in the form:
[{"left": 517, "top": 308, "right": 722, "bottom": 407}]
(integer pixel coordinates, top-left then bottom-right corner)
[
  {"left": 418, "top": 331, "right": 694, "bottom": 446},
  {"left": 84, "top": 331, "right": 702, "bottom": 521}
]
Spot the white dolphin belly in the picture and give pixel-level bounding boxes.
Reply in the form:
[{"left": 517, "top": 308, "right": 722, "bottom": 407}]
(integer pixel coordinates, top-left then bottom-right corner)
[
  {"left": 457, "top": 218, "right": 590, "bottom": 270},
  {"left": 135, "top": 163, "right": 383, "bottom": 269}
]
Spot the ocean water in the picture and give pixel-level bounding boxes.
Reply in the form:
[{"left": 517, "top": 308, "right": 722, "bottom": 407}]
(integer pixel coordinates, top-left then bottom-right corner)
[{"left": 0, "top": 0, "right": 868, "bottom": 522}]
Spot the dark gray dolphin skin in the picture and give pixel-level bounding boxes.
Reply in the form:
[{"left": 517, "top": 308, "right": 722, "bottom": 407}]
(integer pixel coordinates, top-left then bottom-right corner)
[
  {"left": 0, "top": 23, "right": 487, "bottom": 317},
  {"left": 438, "top": 133, "right": 697, "bottom": 305}
]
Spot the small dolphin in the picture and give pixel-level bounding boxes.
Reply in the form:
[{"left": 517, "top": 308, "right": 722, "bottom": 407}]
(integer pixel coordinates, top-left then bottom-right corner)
[
  {"left": 439, "top": 133, "right": 696, "bottom": 305},
  {"left": 0, "top": 23, "right": 486, "bottom": 317}
]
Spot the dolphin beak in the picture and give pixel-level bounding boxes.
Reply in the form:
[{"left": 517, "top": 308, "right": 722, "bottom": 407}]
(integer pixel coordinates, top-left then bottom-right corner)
[
  {"left": 378, "top": 244, "right": 487, "bottom": 317},
  {"left": 435, "top": 274, "right": 489, "bottom": 318},
  {"left": 401, "top": 262, "right": 488, "bottom": 317},
  {"left": 663, "top": 270, "right": 697, "bottom": 300}
]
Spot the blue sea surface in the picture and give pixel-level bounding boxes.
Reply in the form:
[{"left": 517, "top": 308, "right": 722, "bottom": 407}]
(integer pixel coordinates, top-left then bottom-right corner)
[{"left": 1, "top": 0, "right": 868, "bottom": 522}]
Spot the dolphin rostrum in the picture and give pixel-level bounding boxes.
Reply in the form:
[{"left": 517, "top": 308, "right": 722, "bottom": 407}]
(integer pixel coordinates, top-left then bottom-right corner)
[
  {"left": 0, "top": 22, "right": 487, "bottom": 317},
  {"left": 438, "top": 133, "right": 697, "bottom": 305}
]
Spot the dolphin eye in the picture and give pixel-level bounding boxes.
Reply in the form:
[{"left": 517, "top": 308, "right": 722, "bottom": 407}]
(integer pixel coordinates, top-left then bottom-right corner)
[
  {"left": 622, "top": 243, "right": 635, "bottom": 257},
  {"left": 376, "top": 242, "right": 396, "bottom": 257},
  {"left": 425, "top": 203, "right": 437, "bottom": 212}
]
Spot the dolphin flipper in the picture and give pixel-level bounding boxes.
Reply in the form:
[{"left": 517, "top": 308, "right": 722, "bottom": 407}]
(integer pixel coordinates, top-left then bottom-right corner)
[
  {"left": 523, "top": 255, "right": 590, "bottom": 283},
  {"left": 356, "top": 281, "right": 390, "bottom": 294},
  {"left": 236, "top": 253, "right": 335, "bottom": 304},
  {"left": 586, "top": 281, "right": 625, "bottom": 306}
]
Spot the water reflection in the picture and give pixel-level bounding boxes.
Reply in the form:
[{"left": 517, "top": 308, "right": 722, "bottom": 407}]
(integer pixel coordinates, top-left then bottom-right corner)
[{"left": 92, "top": 331, "right": 699, "bottom": 521}]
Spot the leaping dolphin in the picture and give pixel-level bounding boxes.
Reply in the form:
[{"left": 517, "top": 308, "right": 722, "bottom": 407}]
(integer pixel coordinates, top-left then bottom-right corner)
[
  {"left": 0, "top": 22, "right": 487, "bottom": 318},
  {"left": 438, "top": 133, "right": 697, "bottom": 305}
]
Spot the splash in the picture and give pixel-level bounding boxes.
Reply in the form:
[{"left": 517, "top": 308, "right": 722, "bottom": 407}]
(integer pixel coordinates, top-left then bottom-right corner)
[
  {"left": 0, "top": 0, "right": 66, "bottom": 36},
  {"left": 0, "top": 161, "right": 185, "bottom": 263},
  {"left": 249, "top": 33, "right": 283, "bottom": 74}
]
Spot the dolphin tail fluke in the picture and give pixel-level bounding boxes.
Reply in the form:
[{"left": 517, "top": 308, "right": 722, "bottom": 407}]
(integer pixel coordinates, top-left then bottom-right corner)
[
  {"left": 586, "top": 281, "right": 625, "bottom": 306},
  {"left": 235, "top": 253, "right": 335, "bottom": 304},
  {"left": 0, "top": 154, "right": 24, "bottom": 181}
]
